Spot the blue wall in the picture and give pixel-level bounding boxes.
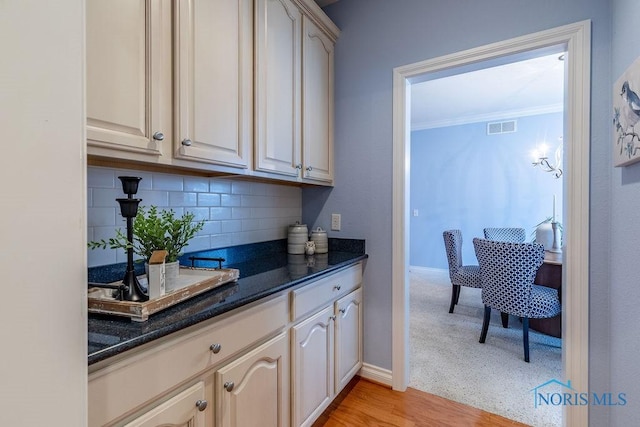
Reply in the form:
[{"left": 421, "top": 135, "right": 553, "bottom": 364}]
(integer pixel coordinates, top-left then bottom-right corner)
[
  {"left": 611, "top": 2, "right": 640, "bottom": 426},
  {"left": 305, "top": 3, "right": 611, "bottom": 424},
  {"left": 410, "top": 113, "right": 564, "bottom": 269}
]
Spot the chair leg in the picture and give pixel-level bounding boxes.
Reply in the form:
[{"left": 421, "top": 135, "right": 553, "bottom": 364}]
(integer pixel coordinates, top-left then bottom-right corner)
[
  {"left": 479, "top": 305, "right": 491, "bottom": 343},
  {"left": 501, "top": 312, "right": 509, "bottom": 328},
  {"left": 522, "top": 317, "right": 530, "bottom": 363},
  {"left": 448, "top": 285, "right": 460, "bottom": 313},
  {"left": 455, "top": 285, "right": 461, "bottom": 304}
]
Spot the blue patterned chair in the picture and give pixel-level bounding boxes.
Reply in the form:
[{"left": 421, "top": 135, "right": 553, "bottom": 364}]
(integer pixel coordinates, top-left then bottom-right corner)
[
  {"left": 472, "top": 238, "right": 561, "bottom": 362},
  {"left": 483, "top": 227, "right": 526, "bottom": 243},
  {"left": 442, "top": 230, "right": 482, "bottom": 313}
]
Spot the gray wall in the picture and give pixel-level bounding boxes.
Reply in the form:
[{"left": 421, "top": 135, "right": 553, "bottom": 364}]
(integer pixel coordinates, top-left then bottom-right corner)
[
  {"left": 305, "top": 0, "right": 612, "bottom": 424},
  {"left": 611, "top": 1, "right": 640, "bottom": 426}
]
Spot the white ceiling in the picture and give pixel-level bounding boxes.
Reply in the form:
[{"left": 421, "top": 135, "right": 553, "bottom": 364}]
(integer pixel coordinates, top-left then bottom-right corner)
[{"left": 410, "top": 52, "right": 566, "bottom": 130}]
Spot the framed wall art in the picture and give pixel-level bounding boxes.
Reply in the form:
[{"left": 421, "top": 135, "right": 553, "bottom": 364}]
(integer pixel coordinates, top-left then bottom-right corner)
[{"left": 613, "top": 56, "right": 640, "bottom": 167}]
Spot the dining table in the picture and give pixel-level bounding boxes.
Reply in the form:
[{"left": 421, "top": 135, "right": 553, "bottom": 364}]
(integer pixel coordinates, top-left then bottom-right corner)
[{"left": 530, "top": 251, "right": 562, "bottom": 338}]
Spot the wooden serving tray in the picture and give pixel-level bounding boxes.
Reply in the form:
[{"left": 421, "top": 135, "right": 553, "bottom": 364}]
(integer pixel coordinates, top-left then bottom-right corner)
[{"left": 88, "top": 267, "right": 240, "bottom": 322}]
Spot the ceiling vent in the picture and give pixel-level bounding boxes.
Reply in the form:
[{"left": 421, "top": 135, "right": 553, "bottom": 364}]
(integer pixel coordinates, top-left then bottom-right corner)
[{"left": 487, "top": 120, "right": 517, "bottom": 135}]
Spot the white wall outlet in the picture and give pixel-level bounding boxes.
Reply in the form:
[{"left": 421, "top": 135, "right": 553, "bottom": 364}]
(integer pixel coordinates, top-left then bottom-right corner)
[
  {"left": 331, "top": 213, "right": 341, "bottom": 231},
  {"left": 413, "top": 209, "right": 419, "bottom": 217}
]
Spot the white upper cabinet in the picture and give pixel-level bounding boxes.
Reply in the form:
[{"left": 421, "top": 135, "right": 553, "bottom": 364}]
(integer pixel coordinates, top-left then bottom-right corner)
[
  {"left": 86, "top": 0, "right": 338, "bottom": 184},
  {"left": 255, "top": 0, "right": 339, "bottom": 184},
  {"left": 301, "top": 15, "right": 334, "bottom": 184},
  {"left": 255, "top": 0, "right": 303, "bottom": 177},
  {"left": 174, "top": 0, "right": 253, "bottom": 168},
  {"left": 86, "top": 0, "right": 172, "bottom": 156}
]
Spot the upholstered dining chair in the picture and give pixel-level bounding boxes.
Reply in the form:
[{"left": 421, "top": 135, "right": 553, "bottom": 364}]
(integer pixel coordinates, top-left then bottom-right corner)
[
  {"left": 442, "top": 230, "right": 482, "bottom": 313},
  {"left": 472, "top": 238, "right": 561, "bottom": 362},
  {"left": 483, "top": 227, "right": 526, "bottom": 243}
]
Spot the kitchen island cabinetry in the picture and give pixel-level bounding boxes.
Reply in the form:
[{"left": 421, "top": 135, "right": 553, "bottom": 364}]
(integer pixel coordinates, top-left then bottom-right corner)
[{"left": 254, "top": 0, "right": 339, "bottom": 185}]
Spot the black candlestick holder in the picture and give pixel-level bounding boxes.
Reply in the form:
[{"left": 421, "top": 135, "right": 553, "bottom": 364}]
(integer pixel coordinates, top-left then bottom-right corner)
[
  {"left": 117, "top": 176, "right": 148, "bottom": 302},
  {"left": 119, "top": 176, "right": 142, "bottom": 197}
]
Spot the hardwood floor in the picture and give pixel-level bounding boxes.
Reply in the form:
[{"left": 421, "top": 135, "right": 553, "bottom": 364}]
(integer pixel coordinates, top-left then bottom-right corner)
[{"left": 315, "top": 377, "right": 529, "bottom": 427}]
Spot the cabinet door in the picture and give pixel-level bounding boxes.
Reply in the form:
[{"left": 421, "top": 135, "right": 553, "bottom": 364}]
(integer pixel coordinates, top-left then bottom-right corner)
[
  {"left": 216, "top": 332, "right": 289, "bottom": 427},
  {"left": 175, "top": 0, "right": 252, "bottom": 168},
  {"left": 301, "top": 16, "right": 334, "bottom": 184},
  {"left": 123, "top": 382, "right": 207, "bottom": 427},
  {"left": 255, "top": 0, "right": 302, "bottom": 177},
  {"left": 291, "top": 305, "right": 334, "bottom": 427},
  {"left": 86, "top": 0, "right": 171, "bottom": 155},
  {"left": 335, "top": 288, "right": 363, "bottom": 394}
]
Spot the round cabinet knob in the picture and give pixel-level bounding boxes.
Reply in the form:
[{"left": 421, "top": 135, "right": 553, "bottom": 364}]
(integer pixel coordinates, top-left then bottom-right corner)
[
  {"left": 210, "top": 343, "right": 222, "bottom": 354},
  {"left": 224, "top": 381, "right": 235, "bottom": 392},
  {"left": 195, "top": 400, "right": 208, "bottom": 412},
  {"left": 339, "top": 308, "right": 346, "bottom": 314},
  {"left": 333, "top": 285, "right": 341, "bottom": 291},
  {"left": 182, "top": 138, "right": 192, "bottom": 146},
  {"left": 329, "top": 315, "right": 336, "bottom": 321},
  {"left": 152, "top": 131, "right": 164, "bottom": 141},
  {"left": 306, "top": 166, "right": 313, "bottom": 171},
  {"left": 295, "top": 164, "right": 303, "bottom": 170}
]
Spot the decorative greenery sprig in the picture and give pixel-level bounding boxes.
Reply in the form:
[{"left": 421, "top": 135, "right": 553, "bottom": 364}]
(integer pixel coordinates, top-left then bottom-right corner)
[{"left": 88, "top": 206, "right": 205, "bottom": 263}]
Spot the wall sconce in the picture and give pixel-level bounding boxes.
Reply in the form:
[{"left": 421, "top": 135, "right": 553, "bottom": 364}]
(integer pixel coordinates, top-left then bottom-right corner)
[{"left": 531, "top": 137, "right": 563, "bottom": 178}]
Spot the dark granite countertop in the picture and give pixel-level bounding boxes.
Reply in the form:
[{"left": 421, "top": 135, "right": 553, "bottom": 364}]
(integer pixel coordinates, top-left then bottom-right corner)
[{"left": 88, "top": 239, "right": 366, "bottom": 366}]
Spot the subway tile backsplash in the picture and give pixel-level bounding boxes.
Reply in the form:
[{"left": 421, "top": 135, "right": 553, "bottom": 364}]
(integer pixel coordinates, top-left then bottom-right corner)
[{"left": 87, "top": 166, "right": 302, "bottom": 267}]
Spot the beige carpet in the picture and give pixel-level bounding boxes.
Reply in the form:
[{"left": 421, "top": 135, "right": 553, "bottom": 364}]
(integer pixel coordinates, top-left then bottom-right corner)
[{"left": 409, "top": 268, "right": 562, "bottom": 427}]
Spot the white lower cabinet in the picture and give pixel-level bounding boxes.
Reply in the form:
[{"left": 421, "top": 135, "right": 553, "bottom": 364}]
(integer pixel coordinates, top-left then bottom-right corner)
[
  {"left": 291, "top": 305, "right": 334, "bottom": 427},
  {"left": 291, "top": 265, "right": 363, "bottom": 427},
  {"left": 216, "top": 332, "right": 289, "bottom": 427},
  {"left": 335, "top": 288, "right": 363, "bottom": 394},
  {"left": 122, "top": 382, "right": 207, "bottom": 427},
  {"left": 88, "top": 263, "right": 363, "bottom": 427}
]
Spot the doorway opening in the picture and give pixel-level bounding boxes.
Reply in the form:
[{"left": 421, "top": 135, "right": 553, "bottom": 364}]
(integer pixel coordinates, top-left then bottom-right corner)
[
  {"left": 391, "top": 21, "right": 591, "bottom": 426},
  {"left": 407, "top": 50, "right": 565, "bottom": 426}
]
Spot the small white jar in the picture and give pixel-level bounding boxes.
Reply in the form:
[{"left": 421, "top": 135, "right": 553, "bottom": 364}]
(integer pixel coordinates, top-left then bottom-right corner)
[{"left": 310, "top": 227, "right": 328, "bottom": 254}]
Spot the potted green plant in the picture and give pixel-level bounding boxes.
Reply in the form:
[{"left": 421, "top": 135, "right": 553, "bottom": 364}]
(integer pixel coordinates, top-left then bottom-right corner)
[{"left": 89, "top": 206, "right": 205, "bottom": 286}]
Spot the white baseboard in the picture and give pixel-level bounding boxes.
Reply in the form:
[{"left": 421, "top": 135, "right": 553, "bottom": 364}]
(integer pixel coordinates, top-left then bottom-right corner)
[{"left": 358, "top": 363, "right": 392, "bottom": 387}]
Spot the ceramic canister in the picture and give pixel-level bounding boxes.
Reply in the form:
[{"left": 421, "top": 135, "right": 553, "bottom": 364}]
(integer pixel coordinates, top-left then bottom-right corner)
[
  {"left": 310, "top": 227, "right": 328, "bottom": 254},
  {"left": 288, "top": 222, "right": 308, "bottom": 254}
]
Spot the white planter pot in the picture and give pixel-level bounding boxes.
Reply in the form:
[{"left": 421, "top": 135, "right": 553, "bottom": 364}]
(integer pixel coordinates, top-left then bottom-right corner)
[
  {"left": 535, "top": 222, "right": 562, "bottom": 252},
  {"left": 146, "top": 261, "right": 180, "bottom": 293},
  {"left": 164, "top": 261, "right": 180, "bottom": 291},
  {"left": 535, "top": 222, "right": 553, "bottom": 250}
]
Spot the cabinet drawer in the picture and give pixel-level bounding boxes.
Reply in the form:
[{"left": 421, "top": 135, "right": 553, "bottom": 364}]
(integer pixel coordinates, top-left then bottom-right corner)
[
  {"left": 89, "top": 294, "right": 288, "bottom": 426},
  {"left": 291, "top": 263, "right": 362, "bottom": 321}
]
